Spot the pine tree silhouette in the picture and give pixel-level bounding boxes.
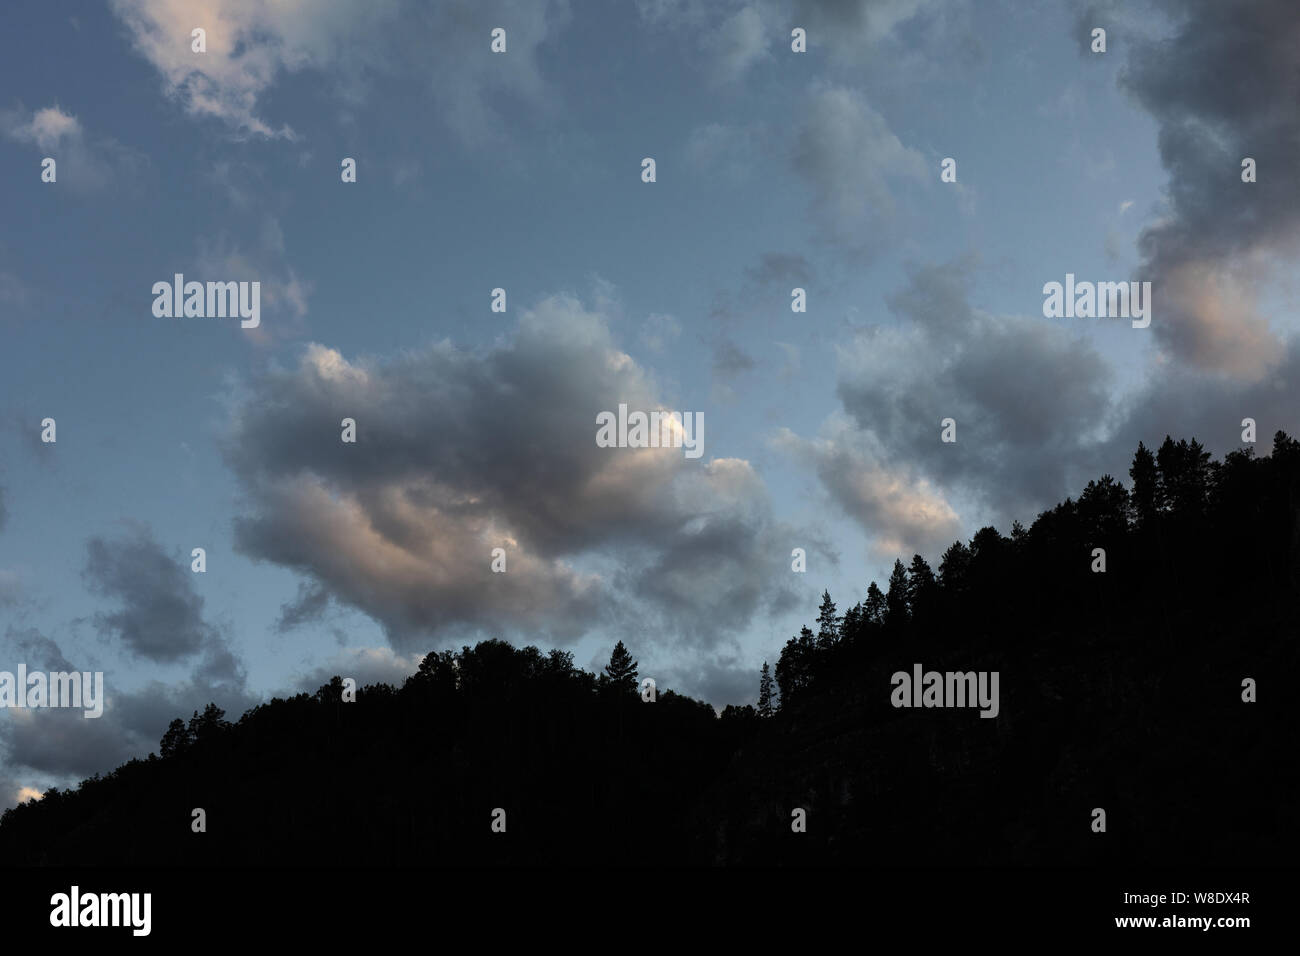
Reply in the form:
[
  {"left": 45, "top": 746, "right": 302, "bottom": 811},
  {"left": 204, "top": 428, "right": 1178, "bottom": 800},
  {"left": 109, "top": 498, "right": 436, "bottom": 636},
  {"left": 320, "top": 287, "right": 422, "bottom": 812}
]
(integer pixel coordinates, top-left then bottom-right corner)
[
  {"left": 603, "top": 640, "right": 638, "bottom": 693},
  {"left": 757, "top": 662, "right": 775, "bottom": 717}
]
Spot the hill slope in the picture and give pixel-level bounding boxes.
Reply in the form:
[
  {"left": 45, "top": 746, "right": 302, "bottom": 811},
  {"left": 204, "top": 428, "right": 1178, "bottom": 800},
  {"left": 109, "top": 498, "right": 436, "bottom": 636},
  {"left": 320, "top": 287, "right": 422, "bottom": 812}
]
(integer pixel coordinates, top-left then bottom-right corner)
[{"left": 3, "top": 434, "right": 1298, "bottom": 865}]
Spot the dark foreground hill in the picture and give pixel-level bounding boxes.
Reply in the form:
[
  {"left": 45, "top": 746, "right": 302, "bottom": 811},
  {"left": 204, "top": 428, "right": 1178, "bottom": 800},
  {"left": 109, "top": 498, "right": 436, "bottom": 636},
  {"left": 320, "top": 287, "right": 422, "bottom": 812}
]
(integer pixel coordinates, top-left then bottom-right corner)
[{"left": 3, "top": 434, "right": 1298, "bottom": 865}]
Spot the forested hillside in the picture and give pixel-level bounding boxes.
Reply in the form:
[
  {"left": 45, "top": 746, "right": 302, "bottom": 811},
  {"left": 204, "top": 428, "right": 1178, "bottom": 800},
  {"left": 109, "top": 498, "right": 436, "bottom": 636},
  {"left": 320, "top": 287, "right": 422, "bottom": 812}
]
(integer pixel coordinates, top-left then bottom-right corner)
[{"left": 3, "top": 434, "right": 1297, "bottom": 865}]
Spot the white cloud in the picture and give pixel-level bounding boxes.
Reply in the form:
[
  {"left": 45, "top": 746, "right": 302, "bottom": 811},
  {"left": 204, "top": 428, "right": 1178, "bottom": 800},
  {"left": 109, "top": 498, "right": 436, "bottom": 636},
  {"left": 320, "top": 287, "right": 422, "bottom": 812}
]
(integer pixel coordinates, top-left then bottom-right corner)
[
  {"left": 109, "top": 0, "right": 569, "bottom": 146},
  {"left": 773, "top": 421, "right": 962, "bottom": 559},
  {"left": 1, "top": 105, "right": 143, "bottom": 193}
]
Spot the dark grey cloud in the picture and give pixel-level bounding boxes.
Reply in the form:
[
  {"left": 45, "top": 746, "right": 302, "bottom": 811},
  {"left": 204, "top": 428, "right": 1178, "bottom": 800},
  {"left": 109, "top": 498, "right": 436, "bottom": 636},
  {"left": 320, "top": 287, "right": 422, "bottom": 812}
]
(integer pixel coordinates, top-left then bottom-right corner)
[
  {"left": 0, "top": 672, "right": 257, "bottom": 786},
  {"left": 712, "top": 338, "right": 758, "bottom": 379},
  {"left": 7, "top": 411, "right": 53, "bottom": 463},
  {"left": 795, "top": 0, "right": 933, "bottom": 48},
  {"left": 276, "top": 581, "right": 332, "bottom": 634},
  {"left": 83, "top": 523, "right": 214, "bottom": 662},
  {"left": 745, "top": 253, "right": 815, "bottom": 289},
  {"left": 223, "top": 293, "right": 796, "bottom": 652},
  {"left": 832, "top": 259, "right": 1116, "bottom": 527},
  {"left": 0, "top": 623, "right": 256, "bottom": 801},
  {"left": 1116, "top": 0, "right": 1300, "bottom": 377},
  {"left": 1071, "top": 2, "right": 1115, "bottom": 56},
  {"left": 1110, "top": 339, "right": 1300, "bottom": 462},
  {"left": 0, "top": 484, "right": 6, "bottom": 533},
  {"left": 5, "top": 627, "right": 74, "bottom": 672},
  {"left": 0, "top": 571, "right": 19, "bottom": 607},
  {"left": 791, "top": 83, "right": 927, "bottom": 257},
  {"left": 1, "top": 527, "right": 253, "bottom": 797},
  {"left": 659, "top": 651, "right": 757, "bottom": 711},
  {"left": 804, "top": 254, "right": 1300, "bottom": 556},
  {"left": 0, "top": 707, "right": 137, "bottom": 779}
]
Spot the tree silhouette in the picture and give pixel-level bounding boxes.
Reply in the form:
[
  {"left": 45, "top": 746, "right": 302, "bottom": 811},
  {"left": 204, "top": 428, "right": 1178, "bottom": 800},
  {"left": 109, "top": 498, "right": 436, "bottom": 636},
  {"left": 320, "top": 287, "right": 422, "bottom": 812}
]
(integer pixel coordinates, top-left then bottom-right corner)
[
  {"left": 1129, "top": 440, "right": 1158, "bottom": 526},
  {"left": 906, "top": 554, "right": 937, "bottom": 622},
  {"left": 757, "top": 661, "right": 775, "bottom": 717},
  {"left": 863, "top": 581, "right": 886, "bottom": 626},
  {"left": 815, "top": 590, "right": 840, "bottom": 649},
  {"left": 159, "top": 717, "right": 192, "bottom": 758},
  {"left": 2, "top": 433, "right": 1297, "bottom": 868},
  {"left": 188, "top": 703, "right": 230, "bottom": 742},
  {"left": 885, "top": 559, "right": 909, "bottom": 626},
  {"left": 775, "top": 625, "right": 815, "bottom": 707},
  {"left": 938, "top": 540, "right": 971, "bottom": 592},
  {"left": 603, "top": 640, "right": 639, "bottom": 693}
]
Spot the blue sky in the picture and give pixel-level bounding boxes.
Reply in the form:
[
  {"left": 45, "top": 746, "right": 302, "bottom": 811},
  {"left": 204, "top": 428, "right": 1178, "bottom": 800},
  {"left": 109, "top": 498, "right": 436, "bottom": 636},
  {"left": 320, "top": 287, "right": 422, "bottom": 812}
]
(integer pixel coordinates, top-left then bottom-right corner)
[{"left": 2, "top": 0, "right": 1298, "bottom": 806}]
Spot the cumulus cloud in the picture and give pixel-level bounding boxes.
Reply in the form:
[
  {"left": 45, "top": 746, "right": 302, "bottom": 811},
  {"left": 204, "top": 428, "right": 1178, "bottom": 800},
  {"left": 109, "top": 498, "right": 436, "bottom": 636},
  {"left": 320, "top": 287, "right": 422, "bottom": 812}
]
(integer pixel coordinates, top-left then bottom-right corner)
[
  {"left": 108, "top": 0, "right": 387, "bottom": 137},
  {"left": 774, "top": 420, "right": 962, "bottom": 559},
  {"left": 639, "top": 313, "right": 682, "bottom": 354},
  {"left": 0, "top": 105, "right": 144, "bottom": 193},
  {"left": 794, "top": 0, "right": 935, "bottom": 55},
  {"left": 193, "top": 219, "right": 312, "bottom": 342},
  {"left": 638, "top": 0, "right": 774, "bottom": 84},
  {"left": 82, "top": 522, "right": 225, "bottom": 665},
  {"left": 772, "top": 259, "right": 1121, "bottom": 551},
  {"left": 1109, "top": 339, "right": 1300, "bottom": 461},
  {"left": 712, "top": 337, "right": 758, "bottom": 380},
  {"left": 1116, "top": 0, "right": 1300, "bottom": 379},
  {"left": 109, "top": 0, "right": 569, "bottom": 146},
  {"left": 0, "top": 670, "right": 256, "bottom": 788},
  {"left": 288, "top": 646, "right": 423, "bottom": 695},
  {"left": 222, "top": 292, "right": 796, "bottom": 652},
  {"left": 0, "top": 616, "right": 254, "bottom": 802},
  {"left": 708, "top": 4, "right": 773, "bottom": 83},
  {"left": 791, "top": 83, "right": 927, "bottom": 255},
  {"left": 5, "top": 626, "right": 75, "bottom": 672},
  {"left": 639, "top": 0, "right": 934, "bottom": 76},
  {"left": 683, "top": 121, "right": 765, "bottom": 184},
  {"left": 832, "top": 259, "right": 1117, "bottom": 526},
  {"left": 276, "top": 581, "right": 332, "bottom": 634},
  {"left": 745, "top": 253, "right": 815, "bottom": 289},
  {"left": 791, "top": 252, "right": 1300, "bottom": 560},
  {"left": 0, "top": 707, "right": 140, "bottom": 780},
  {"left": 658, "top": 650, "right": 755, "bottom": 710}
]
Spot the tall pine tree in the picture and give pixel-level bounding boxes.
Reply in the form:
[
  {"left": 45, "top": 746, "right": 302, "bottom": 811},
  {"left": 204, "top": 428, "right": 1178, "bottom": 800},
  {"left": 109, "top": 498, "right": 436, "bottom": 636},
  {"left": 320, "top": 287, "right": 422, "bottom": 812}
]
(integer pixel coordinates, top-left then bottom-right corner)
[
  {"left": 1130, "top": 440, "right": 1158, "bottom": 527},
  {"left": 757, "top": 662, "right": 775, "bottom": 717},
  {"left": 815, "top": 590, "right": 840, "bottom": 649},
  {"left": 603, "top": 641, "right": 639, "bottom": 693},
  {"left": 885, "top": 559, "right": 910, "bottom": 626},
  {"left": 864, "top": 582, "right": 887, "bottom": 626}
]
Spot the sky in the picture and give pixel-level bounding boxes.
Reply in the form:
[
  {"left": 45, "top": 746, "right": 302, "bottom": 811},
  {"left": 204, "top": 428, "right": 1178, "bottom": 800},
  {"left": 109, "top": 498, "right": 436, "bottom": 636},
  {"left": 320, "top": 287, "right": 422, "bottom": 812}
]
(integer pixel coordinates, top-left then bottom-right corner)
[{"left": 1, "top": 0, "right": 1298, "bottom": 808}]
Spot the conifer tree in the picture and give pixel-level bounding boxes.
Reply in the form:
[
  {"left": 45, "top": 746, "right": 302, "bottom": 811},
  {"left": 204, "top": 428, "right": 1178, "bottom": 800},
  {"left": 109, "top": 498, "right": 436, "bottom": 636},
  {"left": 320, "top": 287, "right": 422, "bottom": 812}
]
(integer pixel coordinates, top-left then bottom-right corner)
[
  {"left": 603, "top": 641, "right": 639, "bottom": 693},
  {"left": 757, "top": 662, "right": 775, "bottom": 717},
  {"left": 815, "top": 590, "right": 840, "bottom": 648}
]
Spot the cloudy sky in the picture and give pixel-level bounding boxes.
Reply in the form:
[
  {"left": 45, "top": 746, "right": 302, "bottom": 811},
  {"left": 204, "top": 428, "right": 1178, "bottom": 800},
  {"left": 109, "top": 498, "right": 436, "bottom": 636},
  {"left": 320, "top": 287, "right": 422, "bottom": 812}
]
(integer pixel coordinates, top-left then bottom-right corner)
[{"left": 1, "top": 0, "right": 1297, "bottom": 807}]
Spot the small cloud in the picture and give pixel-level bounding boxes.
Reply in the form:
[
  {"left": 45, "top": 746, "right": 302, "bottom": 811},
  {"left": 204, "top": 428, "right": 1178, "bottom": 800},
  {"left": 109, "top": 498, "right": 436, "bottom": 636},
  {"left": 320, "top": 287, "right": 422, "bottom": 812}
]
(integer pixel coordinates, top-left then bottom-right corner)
[
  {"left": 712, "top": 337, "right": 757, "bottom": 380},
  {"left": 683, "top": 121, "right": 763, "bottom": 184},
  {"left": 745, "top": 253, "right": 814, "bottom": 289},
  {"left": 775, "top": 342, "right": 801, "bottom": 380},
  {"left": 0, "top": 105, "right": 144, "bottom": 193},
  {"left": 640, "top": 313, "right": 681, "bottom": 354}
]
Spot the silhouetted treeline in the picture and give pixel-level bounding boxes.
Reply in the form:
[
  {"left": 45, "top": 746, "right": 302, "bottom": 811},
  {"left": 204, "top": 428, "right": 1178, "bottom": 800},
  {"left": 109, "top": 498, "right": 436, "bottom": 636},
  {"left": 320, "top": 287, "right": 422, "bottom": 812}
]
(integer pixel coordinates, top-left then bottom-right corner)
[{"left": 3, "top": 434, "right": 1298, "bottom": 865}]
